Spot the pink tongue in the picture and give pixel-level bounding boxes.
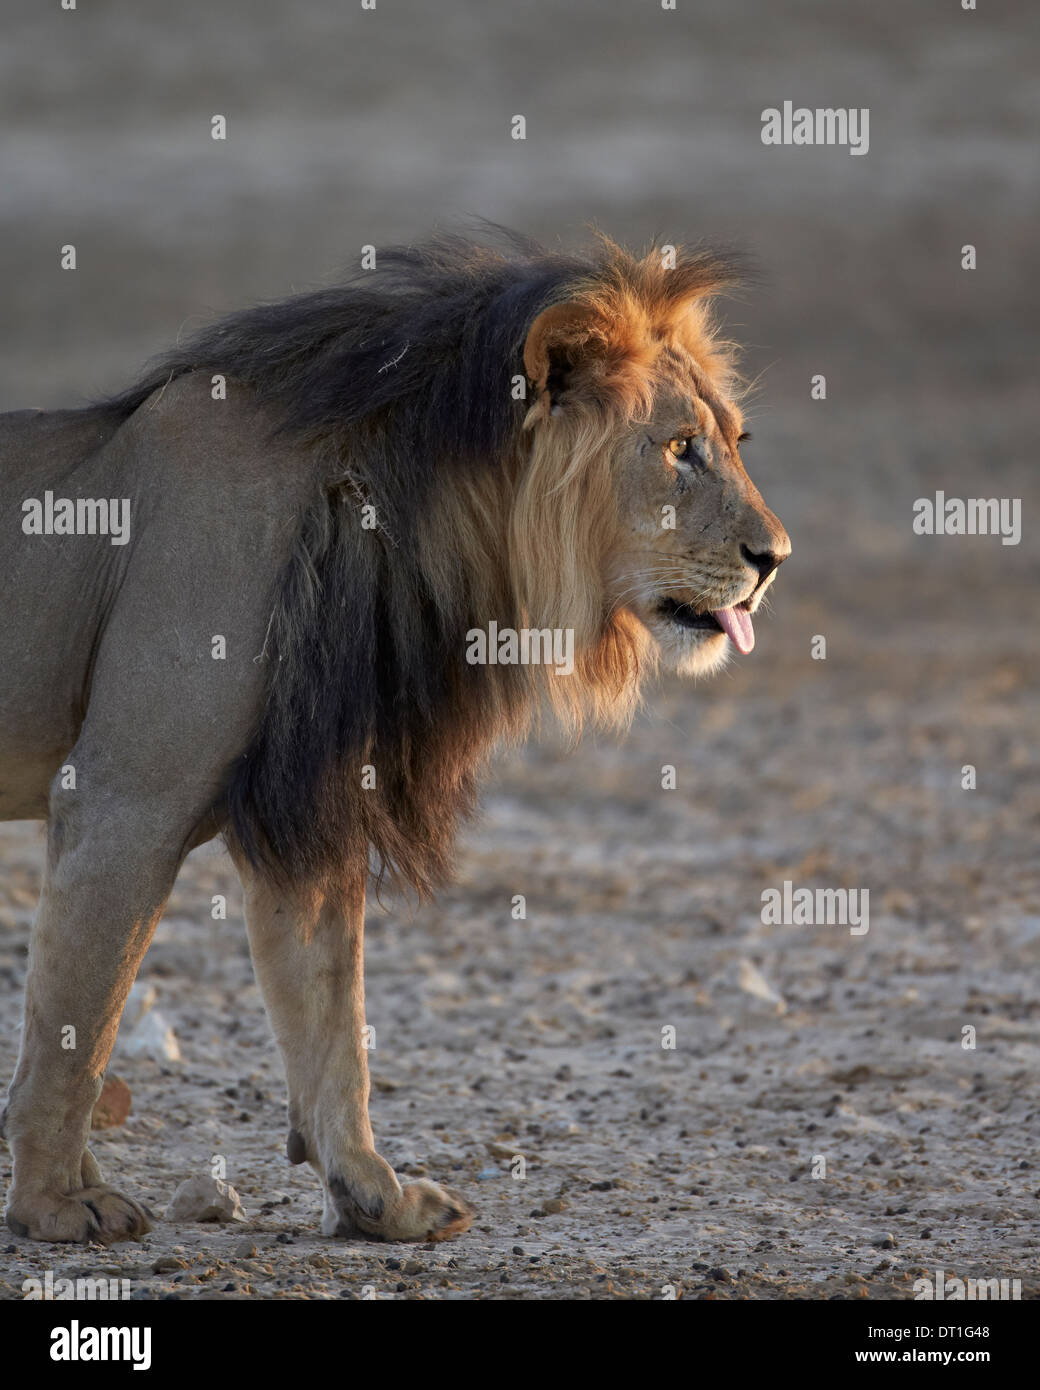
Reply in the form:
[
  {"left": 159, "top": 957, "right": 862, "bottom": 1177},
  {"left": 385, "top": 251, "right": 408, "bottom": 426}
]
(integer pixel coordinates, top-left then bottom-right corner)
[{"left": 713, "top": 605, "right": 755, "bottom": 654}]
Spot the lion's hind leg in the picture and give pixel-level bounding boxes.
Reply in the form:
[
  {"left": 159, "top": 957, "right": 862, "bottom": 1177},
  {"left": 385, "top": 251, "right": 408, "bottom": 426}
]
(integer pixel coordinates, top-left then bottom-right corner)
[
  {"left": 1, "top": 796, "right": 189, "bottom": 1244},
  {"left": 239, "top": 868, "right": 473, "bottom": 1243}
]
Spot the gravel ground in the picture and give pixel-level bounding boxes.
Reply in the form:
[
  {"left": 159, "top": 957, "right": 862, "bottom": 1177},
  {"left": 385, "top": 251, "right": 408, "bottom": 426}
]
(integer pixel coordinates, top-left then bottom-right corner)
[{"left": 1, "top": 566, "right": 1037, "bottom": 1300}]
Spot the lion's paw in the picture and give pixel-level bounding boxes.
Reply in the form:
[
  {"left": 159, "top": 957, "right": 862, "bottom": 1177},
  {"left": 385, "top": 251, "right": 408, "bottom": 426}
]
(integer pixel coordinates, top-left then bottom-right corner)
[
  {"left": 6, "top": 1185, "right": 152, "bottom": 1245},
  {"left": 384, "top": 1179, "right": 473, "bottom": 1242},
  {"left": 324, "top": 1161, "right": 472, "bottom": 1243}
]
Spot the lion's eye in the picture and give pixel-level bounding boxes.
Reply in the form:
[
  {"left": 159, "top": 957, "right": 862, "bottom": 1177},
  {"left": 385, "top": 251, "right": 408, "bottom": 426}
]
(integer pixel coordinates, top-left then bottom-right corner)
[{"left": 668, "top": 438, "right": 692, "bottom": 462}]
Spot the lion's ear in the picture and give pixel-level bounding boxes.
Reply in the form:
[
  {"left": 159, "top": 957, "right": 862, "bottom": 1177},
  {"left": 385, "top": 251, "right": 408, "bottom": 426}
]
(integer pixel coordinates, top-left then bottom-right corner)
[{"left": 523, "top": 302, "right": 605, "bottom": 411}]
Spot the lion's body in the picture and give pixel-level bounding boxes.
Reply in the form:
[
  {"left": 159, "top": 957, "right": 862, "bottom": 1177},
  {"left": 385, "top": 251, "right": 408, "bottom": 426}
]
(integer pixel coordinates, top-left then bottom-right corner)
[
  {"left": 1, "top": 232, "right": 788, "bottom": 1244},
  {"left": 0, "top": 389, "right": 301, "bottom": 826}
]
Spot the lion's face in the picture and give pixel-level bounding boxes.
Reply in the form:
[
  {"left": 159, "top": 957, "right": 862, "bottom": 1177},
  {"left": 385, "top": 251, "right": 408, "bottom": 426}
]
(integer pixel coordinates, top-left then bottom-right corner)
[
  {"left": 519, "top": 259, "right": 790, "bottom": 694},
  {"left": 609, "top": 376, "right": 790, "bottom": 676}
]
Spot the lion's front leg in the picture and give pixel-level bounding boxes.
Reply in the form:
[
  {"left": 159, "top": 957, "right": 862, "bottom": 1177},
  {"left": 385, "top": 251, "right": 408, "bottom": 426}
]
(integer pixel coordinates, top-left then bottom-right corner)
[{"left": 240, "top": 869, "right": 472, "bottom": 1243}]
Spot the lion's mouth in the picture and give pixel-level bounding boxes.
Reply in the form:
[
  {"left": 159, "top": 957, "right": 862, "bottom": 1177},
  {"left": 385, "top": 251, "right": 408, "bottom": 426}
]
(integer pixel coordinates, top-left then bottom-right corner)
[{"left": 658, "top": 596, "right": 755, "bottom": 654}]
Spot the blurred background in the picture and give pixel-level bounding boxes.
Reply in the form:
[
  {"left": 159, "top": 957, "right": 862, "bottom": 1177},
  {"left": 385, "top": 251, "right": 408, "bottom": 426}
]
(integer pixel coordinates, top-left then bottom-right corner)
[
  {"left": 0, "top": 0, "right": 1038, "bottom": 1297},
  {"left": 3, "top": 1, "right": 1038, "bottom": 560}
]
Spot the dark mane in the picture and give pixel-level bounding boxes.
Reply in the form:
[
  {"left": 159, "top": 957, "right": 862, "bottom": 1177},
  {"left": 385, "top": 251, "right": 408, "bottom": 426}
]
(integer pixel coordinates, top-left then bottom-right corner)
[
  {"left": 96, "top": 228, "right": 744, "bottom": 897},
  {"left": 101, "top": 228, "right": 591, "bottom": 484},
  {"left": 96, "top": 231, "right": 593, "bottom": 896}
]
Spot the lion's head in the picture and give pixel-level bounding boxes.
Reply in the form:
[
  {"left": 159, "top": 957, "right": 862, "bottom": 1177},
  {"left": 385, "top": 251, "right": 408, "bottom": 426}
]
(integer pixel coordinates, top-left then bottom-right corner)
[{"left": 512, "top": 241, "right": 789, "bottom": 722}]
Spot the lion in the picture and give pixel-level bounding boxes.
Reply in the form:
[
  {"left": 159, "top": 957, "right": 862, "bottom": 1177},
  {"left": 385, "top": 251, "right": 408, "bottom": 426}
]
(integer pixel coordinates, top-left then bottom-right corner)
[{"left": 0, "top": 230, "right": 789, "bottom": 1244}]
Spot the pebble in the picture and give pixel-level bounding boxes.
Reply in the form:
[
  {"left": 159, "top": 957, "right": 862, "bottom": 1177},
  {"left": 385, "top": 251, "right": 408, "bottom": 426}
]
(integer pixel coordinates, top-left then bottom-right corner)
[
  {"left": 119, "top": 1010, "right": 182, "bottom": 1063},
  {"left": 737, "top": 959, "right": 787, "bottom": 1014},
  {"left": 486, "top": 1140, "right": 524, "bottom": 1161},
  {"left": 121, "top": 981, "right": 158, "bottom": 1031},
  {"left": 90, "top": 1074, "right": 132, "bottom": 1130},
  {"left": 165, "top": 1176, "right": 247, "bottom": 1224}
]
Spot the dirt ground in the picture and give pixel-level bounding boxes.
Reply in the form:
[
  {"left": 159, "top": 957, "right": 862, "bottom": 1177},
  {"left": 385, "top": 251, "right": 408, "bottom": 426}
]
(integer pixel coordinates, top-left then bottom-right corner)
[
  {"left": 1, "top": 566, "right": 1037, "bottom": 1300},
  {"left": 1, "top": 0, "right": 1037, "bottom": 1300}
]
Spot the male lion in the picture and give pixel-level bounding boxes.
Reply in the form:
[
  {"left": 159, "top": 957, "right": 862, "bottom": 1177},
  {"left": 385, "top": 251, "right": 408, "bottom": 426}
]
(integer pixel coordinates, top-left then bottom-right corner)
[{"left": 0, "top": 231, "right": 789, "bottom": 1244}]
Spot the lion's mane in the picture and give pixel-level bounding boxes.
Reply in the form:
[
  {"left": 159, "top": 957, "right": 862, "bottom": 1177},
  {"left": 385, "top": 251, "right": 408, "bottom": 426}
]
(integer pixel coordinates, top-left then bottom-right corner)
[{"left": 98, "top": 229, "right": 744, "bottom": 895}]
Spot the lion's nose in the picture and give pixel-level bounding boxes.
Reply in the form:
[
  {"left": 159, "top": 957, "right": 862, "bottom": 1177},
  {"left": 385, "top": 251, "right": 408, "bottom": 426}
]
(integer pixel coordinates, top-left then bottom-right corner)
[{"left": 740, "top": 543, "right": 788, "bottom": 583}]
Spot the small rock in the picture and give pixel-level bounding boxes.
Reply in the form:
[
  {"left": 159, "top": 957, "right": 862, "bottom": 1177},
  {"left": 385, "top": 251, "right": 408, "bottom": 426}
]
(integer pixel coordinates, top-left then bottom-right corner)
[
  {"left": 486, "top": 1140, "right": 523, "bottom": 1161},
  {"left": 120, "top": 1010, "right": 182, "bottom": 1063},
  {"left": 91, "top": 1074, "right": 132, "bottom": 1130},
  {"left": 166, "top": 1176, "right": 247, "bottom": 1224},
  {"left": 403, "top": 1259, "right": 424, "bottom": 1275},
  {"left": 542, "top": 1198, "right": 568, "bottom": 1215},
  {"left": 737, "top": 958, "right": 787, "bottom": 1014},
  {"left": 234, "top": 1241, "right": 256, "bottom": 1259},
  {"left": 874, "top": 1234, "right": 897, "bottom": 1250},
  {"left": 121, "top": 982, "right": 158, "bottom": 1031},
  {"left": 151, "top": 1256, "right": 188, "bottom": 1273}
]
